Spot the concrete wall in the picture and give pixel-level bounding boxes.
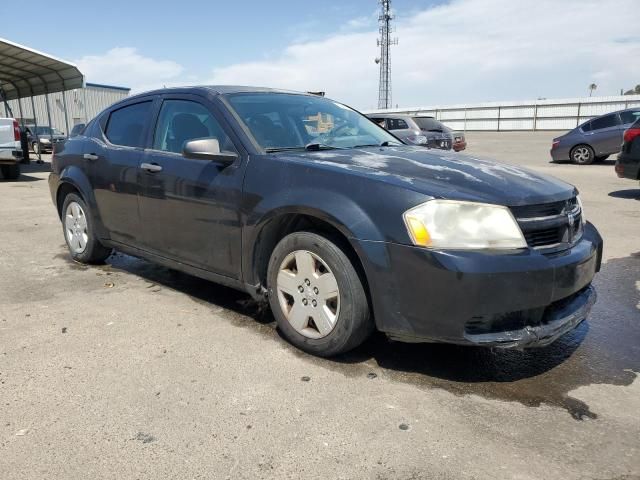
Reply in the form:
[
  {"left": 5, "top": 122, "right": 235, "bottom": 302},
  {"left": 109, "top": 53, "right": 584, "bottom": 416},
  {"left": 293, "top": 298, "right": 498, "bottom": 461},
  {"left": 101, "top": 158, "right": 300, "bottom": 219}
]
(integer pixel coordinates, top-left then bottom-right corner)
[
  {"left": 364, "top": 94, "right": 640, "bottom": 131},
  {"left": 1, "top": 83, "right": 130, "bottom": 134}
]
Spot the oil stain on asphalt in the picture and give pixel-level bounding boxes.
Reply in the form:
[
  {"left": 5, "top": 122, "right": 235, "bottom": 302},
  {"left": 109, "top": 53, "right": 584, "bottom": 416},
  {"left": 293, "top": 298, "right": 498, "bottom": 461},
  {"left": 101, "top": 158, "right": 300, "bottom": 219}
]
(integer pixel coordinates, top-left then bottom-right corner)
[{"left": 88, "top": 250, "right": 639, "bottom": 420}]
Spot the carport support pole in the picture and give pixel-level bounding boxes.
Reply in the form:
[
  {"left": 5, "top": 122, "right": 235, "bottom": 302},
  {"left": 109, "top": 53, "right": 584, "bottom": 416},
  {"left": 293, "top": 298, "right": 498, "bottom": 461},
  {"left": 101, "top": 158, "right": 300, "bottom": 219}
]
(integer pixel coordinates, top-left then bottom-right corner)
[
  {"left": 30, "top": 96, "right": 42, "bottom": 163},
  {"left": 18, "top": 98, "right": 25, "bottom": 126},
  {"left": 45, "top": 93, "right": 54, "bottom": 160},
  {"left": 61, "top": 91, "right": 70, "bottom": 137}
]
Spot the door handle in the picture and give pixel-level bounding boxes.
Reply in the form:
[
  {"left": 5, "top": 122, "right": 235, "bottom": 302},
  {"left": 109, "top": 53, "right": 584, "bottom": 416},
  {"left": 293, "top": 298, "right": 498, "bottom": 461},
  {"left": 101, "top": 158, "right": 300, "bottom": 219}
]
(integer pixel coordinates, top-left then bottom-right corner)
[
  {"left": 141, "top": 162, "right": 163, "bottom": 173},
  {"left": 83, "top": 153, "right": 99, "bottom": 161}
]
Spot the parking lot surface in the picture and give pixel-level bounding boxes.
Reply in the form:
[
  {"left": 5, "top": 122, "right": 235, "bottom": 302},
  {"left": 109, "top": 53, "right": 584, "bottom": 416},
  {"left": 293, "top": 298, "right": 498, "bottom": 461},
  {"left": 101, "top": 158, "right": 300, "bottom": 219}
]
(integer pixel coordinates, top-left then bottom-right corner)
[{"left": 1, "top": 132, "right": 639, "bottom": 479}]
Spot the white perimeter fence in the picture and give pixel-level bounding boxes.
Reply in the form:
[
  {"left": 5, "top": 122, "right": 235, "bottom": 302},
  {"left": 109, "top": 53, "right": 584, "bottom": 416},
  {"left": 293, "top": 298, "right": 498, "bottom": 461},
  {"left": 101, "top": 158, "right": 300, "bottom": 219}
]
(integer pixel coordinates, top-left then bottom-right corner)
[{"left": 364, "top": 94, "right": 640, "bottom": 131}]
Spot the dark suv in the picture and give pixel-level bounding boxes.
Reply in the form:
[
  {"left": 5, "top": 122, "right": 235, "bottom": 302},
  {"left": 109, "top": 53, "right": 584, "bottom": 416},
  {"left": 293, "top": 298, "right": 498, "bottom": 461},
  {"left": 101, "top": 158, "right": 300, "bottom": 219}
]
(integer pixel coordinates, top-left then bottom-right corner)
[{"left": 49, "top": 86, "right": 602, "bottom": 357}]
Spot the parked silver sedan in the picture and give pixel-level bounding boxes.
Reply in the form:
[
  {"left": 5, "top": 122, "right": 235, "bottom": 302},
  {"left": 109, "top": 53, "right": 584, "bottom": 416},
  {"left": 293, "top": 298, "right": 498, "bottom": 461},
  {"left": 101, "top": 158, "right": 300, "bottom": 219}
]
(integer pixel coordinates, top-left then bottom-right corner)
[
  {"left": 551, "top": 108, "right": 640, "bottom": 165},
  {"left": 367, "top": 113, "right": 466, "bottom": 151}
]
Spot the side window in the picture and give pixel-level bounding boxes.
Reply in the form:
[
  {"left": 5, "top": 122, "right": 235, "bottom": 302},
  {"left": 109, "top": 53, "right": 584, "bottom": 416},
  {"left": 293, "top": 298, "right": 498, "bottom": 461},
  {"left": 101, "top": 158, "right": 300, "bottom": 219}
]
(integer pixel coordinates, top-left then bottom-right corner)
[
  {"left": 620, "top": 110, "right": 640, "bottom": 125},
  {"left": 590, "top": 114, "right": 619, "bottom": 131},
  {"left": 152, "top": 100, "right": 236, "bottom": 154},
  {"left": 370, "top": 117, "right": 387, "bottom": 128},
  {"left": 580, "top": 121, "right": 592, "bottom": 132},
  {"left": 387, "top": 118, "right": 408, "bottom": 130},
  {"left": 104, "top": 101, "right": 152, "bottom": 148}
]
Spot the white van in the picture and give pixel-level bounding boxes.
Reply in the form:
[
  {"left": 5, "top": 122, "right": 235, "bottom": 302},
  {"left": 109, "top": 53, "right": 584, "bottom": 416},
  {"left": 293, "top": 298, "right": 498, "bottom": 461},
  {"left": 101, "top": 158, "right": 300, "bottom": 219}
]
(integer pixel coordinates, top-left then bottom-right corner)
[{"left": 0, "top": 118, "right": 22, "bottom": 180}]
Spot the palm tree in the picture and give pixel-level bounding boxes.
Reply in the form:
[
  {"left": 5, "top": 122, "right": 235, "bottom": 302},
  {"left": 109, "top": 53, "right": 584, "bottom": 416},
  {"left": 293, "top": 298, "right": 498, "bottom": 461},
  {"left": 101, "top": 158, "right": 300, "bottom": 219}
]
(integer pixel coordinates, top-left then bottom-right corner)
[{"left": 588, "top": 83, "right": 597, "bottom": 97}]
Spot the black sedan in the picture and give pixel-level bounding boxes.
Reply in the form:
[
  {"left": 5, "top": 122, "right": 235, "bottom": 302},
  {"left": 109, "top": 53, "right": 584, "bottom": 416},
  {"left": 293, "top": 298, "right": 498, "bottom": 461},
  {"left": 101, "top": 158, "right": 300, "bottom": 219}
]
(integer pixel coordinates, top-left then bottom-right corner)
[
  {"left": 615, "top": 117, "right": 640, "bottom": 183},
  {"left": 48, "top": 86, "right": 602, "bottom": 357}
]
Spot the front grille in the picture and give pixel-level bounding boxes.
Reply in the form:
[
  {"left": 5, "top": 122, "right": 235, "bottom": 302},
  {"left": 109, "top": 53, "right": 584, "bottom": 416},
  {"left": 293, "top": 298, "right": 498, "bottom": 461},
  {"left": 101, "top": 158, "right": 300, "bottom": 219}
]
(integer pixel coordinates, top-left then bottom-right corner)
[{"left": 511, "top": 197, "right": 582, "bottom": 250}]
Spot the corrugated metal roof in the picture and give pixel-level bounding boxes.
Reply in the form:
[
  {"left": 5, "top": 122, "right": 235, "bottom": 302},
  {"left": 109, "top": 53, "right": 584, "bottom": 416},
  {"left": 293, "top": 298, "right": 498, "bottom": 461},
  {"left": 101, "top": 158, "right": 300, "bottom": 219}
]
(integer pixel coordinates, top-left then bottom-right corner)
[{"left": 0, "top": 37, "right": 84, "bottom": 100}]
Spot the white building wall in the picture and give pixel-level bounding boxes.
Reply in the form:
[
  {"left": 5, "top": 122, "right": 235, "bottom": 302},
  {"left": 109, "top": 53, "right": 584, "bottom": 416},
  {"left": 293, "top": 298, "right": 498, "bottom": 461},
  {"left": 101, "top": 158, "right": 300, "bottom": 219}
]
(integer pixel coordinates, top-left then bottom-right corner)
[
  {"left": 364, "top": 94, "right": 640, "bottom": 131},
  {"left": 2, "top": 83, "right": 130, "bottom": 134}
]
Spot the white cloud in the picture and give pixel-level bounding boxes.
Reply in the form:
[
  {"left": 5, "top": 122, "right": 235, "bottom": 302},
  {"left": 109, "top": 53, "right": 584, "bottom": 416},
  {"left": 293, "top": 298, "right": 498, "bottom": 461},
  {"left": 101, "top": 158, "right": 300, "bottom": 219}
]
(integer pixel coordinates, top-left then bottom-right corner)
[
  {"left": 75, "top": 0, "right": 640, "bottom": 109},
  {"left": 75, "top": 47, "right": 184, "bottom": 93},
  {"left": 208, "top": 0, "right": 640, "bottom": 109}
]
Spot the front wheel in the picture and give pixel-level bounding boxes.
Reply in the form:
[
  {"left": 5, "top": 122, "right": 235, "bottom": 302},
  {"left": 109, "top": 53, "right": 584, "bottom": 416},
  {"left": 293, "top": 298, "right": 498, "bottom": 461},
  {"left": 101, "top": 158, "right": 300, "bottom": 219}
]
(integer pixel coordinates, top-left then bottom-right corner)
[
  {"left": 267, "top": 231, "right": 372, "bottom": 357},
  {"left": 571, "top": 145, "right": 595, "bottom": 165},
  {"left": 61, "top": 193, "right": 112, "bottom": 264}
]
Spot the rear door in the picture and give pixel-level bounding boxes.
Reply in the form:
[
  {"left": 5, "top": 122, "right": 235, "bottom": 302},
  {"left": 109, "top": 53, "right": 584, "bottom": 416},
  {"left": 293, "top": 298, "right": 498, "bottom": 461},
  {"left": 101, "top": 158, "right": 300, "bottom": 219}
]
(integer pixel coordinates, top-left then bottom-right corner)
[
  {"left": 586, "top": 113, "right": 622, "bottom": 155},
  {"left": 85, "top": 99, "right": 155, "bottom": 245},
  {"left": 386, "top": 117, "right": 412, "bottom": 143},
  {"left": 137, "top": 95, "right": 244, "bottom": 279}
]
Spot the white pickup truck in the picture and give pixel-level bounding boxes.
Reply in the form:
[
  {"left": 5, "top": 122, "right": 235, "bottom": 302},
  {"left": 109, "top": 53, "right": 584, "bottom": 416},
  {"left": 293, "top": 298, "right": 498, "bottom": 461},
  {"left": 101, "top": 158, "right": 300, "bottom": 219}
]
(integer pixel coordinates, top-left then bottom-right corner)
[{"left": 0, "top": 118, "right": 22, "bottom": 180}]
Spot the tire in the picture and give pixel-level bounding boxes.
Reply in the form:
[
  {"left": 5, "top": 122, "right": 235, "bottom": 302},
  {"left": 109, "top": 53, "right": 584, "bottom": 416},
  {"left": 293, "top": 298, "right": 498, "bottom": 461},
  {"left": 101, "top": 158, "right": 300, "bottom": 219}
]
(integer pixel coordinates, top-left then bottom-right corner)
[
  {"left": 267, "top": 231, "right": 372, "bottom": 357},
  {"left": 1, "top": 164, "right": 20, "bottom": 180},
  {"left": 571, "top": 145, "right": 595, "bottom": 165},
  {"left": 32, "top": 142, "right": 39, "bottom": 155},
  {"left": 61, "top": 193, "right": 112, "bottom": 264}
]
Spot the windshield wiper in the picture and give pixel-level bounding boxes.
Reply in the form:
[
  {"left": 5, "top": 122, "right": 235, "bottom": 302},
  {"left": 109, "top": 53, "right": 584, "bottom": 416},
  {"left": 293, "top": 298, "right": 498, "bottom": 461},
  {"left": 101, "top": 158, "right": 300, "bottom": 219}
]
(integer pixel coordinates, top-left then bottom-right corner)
[
  {"left": 264, "top": 146, "right": 307, "bottom": 153},
  {"left": 351, "top": 141, "right": 400, "bottom": 148},
  {"left": 304, "top": 143, "right": 345, "bottom": 151}
]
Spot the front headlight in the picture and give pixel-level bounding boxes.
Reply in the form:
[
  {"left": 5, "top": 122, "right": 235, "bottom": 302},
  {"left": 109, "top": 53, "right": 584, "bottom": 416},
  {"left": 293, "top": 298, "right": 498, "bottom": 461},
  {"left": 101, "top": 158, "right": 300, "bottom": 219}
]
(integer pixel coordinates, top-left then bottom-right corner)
[
  {"left": 40, "top": 138, "right": 50, "bottom": 143},
  {"left": 406, "top": 134, "right": 428, "bottom": 145},
  {"left": 577, "top": 195, "right": 585, "bottom": 222},
  {"left": 403, "top": 200, "right": 527, "bottom": 249}
]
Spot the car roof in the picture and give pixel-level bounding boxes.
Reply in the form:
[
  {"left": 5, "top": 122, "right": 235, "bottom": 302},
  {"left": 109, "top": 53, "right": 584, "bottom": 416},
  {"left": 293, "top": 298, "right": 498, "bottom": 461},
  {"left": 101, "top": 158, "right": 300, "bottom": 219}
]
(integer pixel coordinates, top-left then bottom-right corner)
[{"left": 123, "top": 85, "right": 315, "bottom": 102}]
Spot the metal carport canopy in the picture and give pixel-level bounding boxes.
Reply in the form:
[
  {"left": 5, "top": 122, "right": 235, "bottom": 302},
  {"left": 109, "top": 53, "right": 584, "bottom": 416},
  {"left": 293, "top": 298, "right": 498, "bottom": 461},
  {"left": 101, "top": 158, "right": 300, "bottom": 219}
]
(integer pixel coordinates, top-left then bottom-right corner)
[{"left": 0, "top": 37, "right": 84, "bottom": 100}]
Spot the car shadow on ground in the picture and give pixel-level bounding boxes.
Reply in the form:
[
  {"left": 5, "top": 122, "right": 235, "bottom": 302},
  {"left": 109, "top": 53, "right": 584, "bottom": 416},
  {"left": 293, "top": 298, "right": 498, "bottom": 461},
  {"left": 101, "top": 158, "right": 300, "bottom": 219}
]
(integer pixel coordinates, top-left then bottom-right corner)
[
  {"left": 609, "top": 188, "right": 640, "bottom": 200},
  {"left": 98, "top": 249, "right": 639, "bottom": 420}
]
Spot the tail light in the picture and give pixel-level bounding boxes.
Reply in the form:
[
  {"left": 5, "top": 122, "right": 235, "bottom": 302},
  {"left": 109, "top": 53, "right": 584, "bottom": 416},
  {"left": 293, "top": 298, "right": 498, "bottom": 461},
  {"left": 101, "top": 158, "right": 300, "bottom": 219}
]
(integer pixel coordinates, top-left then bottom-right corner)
[
  {"left": 12, "top": 120, "right": 20, "bottom": 141},
  {"left": 623, "top": 128, "right": 640, "bottom": 144},
  {"left": 552, "top": 140, "right": 560, "bottom": 149},
  {"left": 615, "top": 163, "right": 624, "bottom": 178}
]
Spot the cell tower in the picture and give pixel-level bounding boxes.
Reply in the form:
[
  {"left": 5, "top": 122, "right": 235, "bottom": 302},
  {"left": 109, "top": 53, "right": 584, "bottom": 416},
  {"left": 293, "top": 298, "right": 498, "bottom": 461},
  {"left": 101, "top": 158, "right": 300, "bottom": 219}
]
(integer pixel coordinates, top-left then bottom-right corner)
[{"left": 376, "top": 0, "right": 397, "bottom": 109}]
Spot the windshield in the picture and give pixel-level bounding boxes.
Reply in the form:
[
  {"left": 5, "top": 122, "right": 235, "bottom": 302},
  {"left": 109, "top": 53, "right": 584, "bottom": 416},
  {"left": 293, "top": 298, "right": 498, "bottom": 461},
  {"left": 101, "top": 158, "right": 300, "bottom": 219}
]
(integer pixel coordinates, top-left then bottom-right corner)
[
  {"left": 35, "top": 126, "right": 63, "bottom": 135},
  {"left": 413, "top": 117, "right": 447, "bottom": 132},
  {"left": 226, "top": 93, "right": 402, "bottom": 151}
]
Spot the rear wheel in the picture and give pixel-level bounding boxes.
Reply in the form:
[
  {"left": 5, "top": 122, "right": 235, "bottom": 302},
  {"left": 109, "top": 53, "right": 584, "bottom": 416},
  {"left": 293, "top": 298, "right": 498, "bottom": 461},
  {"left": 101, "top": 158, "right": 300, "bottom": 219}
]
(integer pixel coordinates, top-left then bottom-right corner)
[
  {"left": 1, "top": 164, "right": 20, "bottom": 180},
  {"left": 267, "top": 231, "right": 372, "bottom": 357},
  {"left": 61, "top": 193, "right": 112, "bottom": 264},
  {"left": 571, "top": 145, "right": 595, "bottom": 165}
]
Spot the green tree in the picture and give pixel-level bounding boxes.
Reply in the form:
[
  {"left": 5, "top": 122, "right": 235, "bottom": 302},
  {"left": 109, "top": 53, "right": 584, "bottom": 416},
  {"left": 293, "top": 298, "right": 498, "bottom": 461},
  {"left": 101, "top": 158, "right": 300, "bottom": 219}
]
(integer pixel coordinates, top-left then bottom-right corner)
[{"left": 623, "top": 84, "right": 640, "bottom": 95}]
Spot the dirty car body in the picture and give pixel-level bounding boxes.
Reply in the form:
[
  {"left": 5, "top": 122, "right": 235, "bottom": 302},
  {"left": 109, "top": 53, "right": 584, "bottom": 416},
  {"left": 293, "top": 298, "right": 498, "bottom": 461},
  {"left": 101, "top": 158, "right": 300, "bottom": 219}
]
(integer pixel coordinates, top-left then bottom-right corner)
[{"left": 48, "top": 86, "right": 602, "bottom": 354}]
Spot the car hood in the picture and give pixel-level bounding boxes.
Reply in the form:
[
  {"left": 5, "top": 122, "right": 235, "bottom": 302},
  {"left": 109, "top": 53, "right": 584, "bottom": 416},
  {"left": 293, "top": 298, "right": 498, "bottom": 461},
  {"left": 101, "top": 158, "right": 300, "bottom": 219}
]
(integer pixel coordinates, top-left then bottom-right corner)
[{"left": 281, "top": 146, "right": 575, "bottom": 206}]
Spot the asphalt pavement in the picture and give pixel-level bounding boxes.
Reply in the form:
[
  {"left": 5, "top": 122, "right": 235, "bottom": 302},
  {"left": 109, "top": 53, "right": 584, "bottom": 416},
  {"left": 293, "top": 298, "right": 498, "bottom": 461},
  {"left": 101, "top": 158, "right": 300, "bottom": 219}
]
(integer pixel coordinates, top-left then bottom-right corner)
[{"left": 1, "top": 134, "right": 638, "bottom": 479}]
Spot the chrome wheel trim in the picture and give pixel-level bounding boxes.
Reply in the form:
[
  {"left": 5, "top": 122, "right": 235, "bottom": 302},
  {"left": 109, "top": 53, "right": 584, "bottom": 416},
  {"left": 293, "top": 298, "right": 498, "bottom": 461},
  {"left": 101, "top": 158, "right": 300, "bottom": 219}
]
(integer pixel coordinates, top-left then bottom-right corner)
[
  {"left": 573, "top": 147, "right": 590, "bottom": 163},
  {"left": 64, "top": 201, "right": 89, "bottom": 254},
  {"left": 276, "top": 250, "right": 340, "bottom": 339}
]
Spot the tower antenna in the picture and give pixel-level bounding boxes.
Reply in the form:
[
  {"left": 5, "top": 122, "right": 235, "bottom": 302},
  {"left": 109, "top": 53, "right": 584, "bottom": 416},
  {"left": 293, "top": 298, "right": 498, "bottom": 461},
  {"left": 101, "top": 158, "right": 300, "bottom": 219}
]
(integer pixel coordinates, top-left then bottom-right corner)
[{"left": 376, "top": 0, "right": 398, "bottom": 109}]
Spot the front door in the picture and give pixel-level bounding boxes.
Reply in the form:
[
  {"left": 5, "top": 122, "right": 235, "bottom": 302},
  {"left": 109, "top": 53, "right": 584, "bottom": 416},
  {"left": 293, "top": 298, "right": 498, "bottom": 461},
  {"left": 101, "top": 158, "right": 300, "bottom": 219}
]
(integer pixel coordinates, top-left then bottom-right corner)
[{"left": 137, "top": 96, "right": 244, "bottom": 279}]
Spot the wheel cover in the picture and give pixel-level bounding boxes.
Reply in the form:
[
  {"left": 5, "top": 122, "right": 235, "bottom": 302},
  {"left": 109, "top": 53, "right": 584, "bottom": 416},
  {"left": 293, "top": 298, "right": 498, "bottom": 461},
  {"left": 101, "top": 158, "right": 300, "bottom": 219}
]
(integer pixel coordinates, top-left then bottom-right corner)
[
  {"left": 64, "top": 202, "right": 89, "bottom": 254},
  {"left": 276, "top": 250, "right": 340, "bottom": 339},
  {"left": 573, "top": 147, "right": 591, "bottom": 163}
]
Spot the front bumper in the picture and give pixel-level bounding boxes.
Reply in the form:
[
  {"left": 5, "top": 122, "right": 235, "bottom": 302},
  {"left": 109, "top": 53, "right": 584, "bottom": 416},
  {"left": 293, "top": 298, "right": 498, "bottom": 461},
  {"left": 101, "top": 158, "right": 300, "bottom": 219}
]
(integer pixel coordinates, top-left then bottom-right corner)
[{"left": 354, "top": 222, "right": 603, "bottom": 349}]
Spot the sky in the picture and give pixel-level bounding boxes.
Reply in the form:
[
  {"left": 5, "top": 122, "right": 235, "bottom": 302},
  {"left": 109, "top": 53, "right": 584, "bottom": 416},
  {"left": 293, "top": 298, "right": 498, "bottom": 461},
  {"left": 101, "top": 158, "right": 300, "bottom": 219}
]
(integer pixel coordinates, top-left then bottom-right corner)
[{"left": 4, "top": 0, "right": 639, "bottom": 110}]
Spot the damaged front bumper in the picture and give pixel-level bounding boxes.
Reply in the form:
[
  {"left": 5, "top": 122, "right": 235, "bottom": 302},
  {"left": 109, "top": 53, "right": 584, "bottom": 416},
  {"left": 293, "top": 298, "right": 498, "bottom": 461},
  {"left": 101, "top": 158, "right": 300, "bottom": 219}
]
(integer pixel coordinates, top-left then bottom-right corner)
[{"left": 463, "top": 285, "right": 596, "bottom": 348}]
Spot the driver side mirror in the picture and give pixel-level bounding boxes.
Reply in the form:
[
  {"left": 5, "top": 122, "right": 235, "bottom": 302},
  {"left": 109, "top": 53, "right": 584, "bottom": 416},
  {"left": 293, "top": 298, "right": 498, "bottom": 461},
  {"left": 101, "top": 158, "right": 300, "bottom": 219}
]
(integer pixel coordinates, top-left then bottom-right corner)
[{"left": 183, "top": 138, "right": 238, "bottom": 165}]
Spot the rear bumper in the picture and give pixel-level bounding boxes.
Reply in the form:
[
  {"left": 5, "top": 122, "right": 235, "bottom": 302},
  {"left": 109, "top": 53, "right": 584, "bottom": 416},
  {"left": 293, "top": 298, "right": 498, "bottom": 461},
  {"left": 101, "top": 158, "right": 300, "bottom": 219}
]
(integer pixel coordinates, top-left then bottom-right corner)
[
  {"left": 0, "top": 149, "right": 23, "bottom": 165},
  {"left": 551, "top": 145, "right": 571, "bottom": 162},
  {"left": 615, "top": 152, "right": 640, "bottom": 180},
  {"left": 354, "top": 222, "right": 603, "bottom": 349}
]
